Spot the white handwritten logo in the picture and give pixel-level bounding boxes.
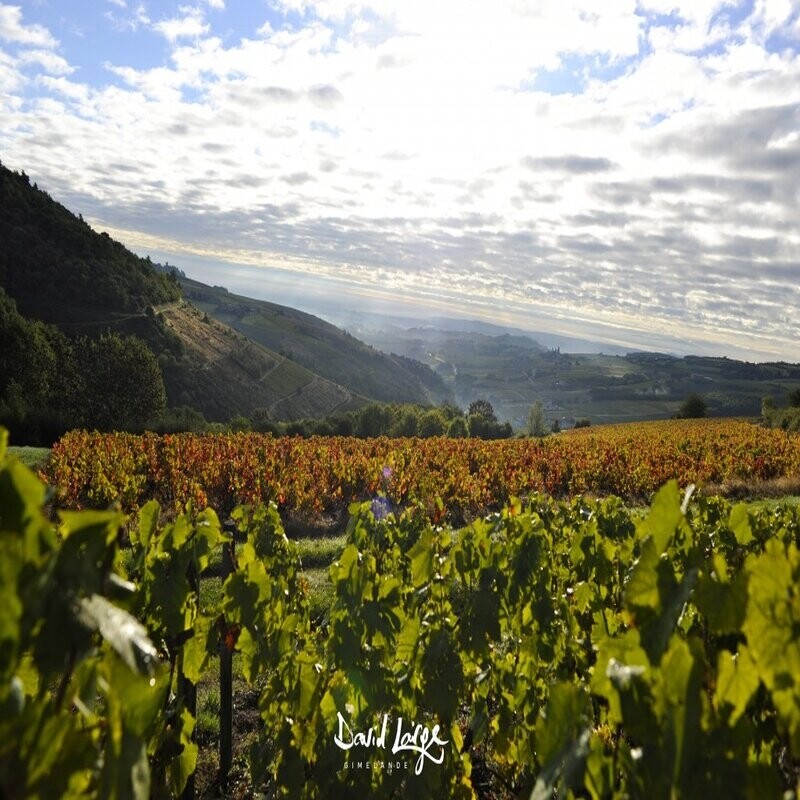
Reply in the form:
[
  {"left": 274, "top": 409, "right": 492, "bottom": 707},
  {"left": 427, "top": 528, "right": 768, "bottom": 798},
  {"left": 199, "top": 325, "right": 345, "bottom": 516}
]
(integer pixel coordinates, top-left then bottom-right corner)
[{"left": 334, "top": 712, "right": 449, "bottom": 775}]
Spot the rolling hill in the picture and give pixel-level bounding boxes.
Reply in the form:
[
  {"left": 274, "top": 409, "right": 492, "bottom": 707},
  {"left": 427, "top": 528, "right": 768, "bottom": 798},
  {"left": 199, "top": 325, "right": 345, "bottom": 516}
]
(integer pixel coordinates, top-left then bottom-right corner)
[
  {"left": 0, "top": 162, "right": 448, "bottom": 425},
  {"left": 358, "top": 323, "right": 800, "bottom": 426},
  {"left": 154, "top": 300, "right": 359, "bottom": 420},
  {"left": 180, "top": 277, "right": 449, "bottom": 407},
  {"left": 0, "top": 163, "right": 180, "bottom": 320}
]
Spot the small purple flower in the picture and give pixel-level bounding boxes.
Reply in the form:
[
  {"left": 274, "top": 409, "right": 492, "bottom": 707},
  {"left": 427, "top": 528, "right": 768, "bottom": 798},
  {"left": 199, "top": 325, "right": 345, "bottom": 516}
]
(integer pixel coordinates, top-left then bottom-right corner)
[
  {"left": 371, "top": 496, "right": 392, "bottom": 521},
  {"left": 382, "top": 465, "right": 393, "bottom": 481}
]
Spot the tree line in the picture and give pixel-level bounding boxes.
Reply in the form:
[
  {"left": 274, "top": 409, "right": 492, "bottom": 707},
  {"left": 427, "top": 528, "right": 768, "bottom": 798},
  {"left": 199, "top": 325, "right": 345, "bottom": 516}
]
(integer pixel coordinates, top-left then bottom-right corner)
[{"left": 152, "top": 398, "right": 515, "bottom": 440}]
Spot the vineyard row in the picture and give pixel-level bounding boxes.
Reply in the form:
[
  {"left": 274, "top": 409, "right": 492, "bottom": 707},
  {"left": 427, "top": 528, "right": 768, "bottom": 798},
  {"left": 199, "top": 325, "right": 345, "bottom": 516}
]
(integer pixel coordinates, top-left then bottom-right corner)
[{"left": 47, "top": 418, "right": 800, "bottom": 518}]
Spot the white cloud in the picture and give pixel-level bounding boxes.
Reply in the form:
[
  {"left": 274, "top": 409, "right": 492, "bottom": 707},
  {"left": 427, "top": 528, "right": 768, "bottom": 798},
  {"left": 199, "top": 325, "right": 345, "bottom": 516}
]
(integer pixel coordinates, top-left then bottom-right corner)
[
  {"left": 107, "top": 0, "right": 127, "bottom": 8},
  {"left": 0, "top": 47, "right": 22, "bottom": 92},
  {"left": 204, "top": 0, "right": 225, "bottom": 9},
  {"left": 38, "top": 75, "right": 90, "bottom": 102},
  {"left": 0, "top": 4, "right": 58, "bottom": 47},
  {"left": 18, "top": 48, "right": 73, "bottom": 75},
  {"left": 152, "top": 7, "right": 210, "bottom": 42},
  {"left": 752, "top": 0, "right": 797, "bottom": 33},
  {"left": 105, "top": 3, "right": 150, "bottom": 32}
]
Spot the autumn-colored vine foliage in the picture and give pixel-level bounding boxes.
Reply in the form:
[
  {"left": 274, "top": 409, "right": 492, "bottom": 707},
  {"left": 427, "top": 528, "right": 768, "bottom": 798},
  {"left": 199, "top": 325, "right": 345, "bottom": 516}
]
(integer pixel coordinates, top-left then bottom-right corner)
[{"left": 46, "top": 419, "right": 800, "bottom": 517}]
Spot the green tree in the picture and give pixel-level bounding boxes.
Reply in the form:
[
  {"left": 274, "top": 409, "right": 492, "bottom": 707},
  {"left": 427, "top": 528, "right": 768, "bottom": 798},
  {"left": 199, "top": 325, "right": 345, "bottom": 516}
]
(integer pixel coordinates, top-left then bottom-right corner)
[
  {"left": 438, "top": 402, "right": 463, "bottom": 421},
  {"left": 310, "top": 418, "right": 335, "bottom": 436},
  {"left": 446, "top": 415, "right": 468, "bottom": 438},
  {"left": 250, "top": 407, "right": 277, "bottom": 434},
  {"left": 0, "top": 288, "right": 56, "bottom": 412},
  {"left": 678, "top": 393, "right": 707, "bottom": 419},
  {"left": 151, "top": 405, "right": 208, "bottom": 434},
  {"left": 761, "top": 396, "right": 776, "bottom": 426},
  {"left": 391, "top": 406, "right": 420, "bottom": 437},
  {"left": 329, "top": 414, "right": 354, "bottom": 436},
  {"left": 468, "top": 413, "right": 489, "bottom": 438},
  {"left": 418, "top": 409, "right": 446, "bottom": 438},
  {"left": 284, "top": 420, "right": 310, "bottom": 436},
  {"left": 468, "top": 398, "right": 497, "bottom": 422},
  {"left": 527, "top": 400, "right": 548, "bottom": 437},
  {"left": 0, "top": 287, "right": 79, "bottom": 442},
  {"left": 228, "top": 415, "right": 252, "bottom": 432},
  {"left": 355, "top": 403, "right": 392, "bottom": 438}
]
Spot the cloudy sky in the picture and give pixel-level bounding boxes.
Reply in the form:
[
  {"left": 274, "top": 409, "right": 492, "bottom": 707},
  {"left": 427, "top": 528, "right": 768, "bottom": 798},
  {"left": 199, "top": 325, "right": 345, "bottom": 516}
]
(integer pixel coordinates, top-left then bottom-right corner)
[{"left": 1, "top": 1, "right": 799, "bottom": 360}]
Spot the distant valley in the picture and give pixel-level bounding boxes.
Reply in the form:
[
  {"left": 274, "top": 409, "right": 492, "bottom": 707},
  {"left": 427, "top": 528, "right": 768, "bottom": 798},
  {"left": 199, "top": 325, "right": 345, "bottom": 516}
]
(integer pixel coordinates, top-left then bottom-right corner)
[{"left": 337, "top": 315, "right": 800, "bottom": 428}]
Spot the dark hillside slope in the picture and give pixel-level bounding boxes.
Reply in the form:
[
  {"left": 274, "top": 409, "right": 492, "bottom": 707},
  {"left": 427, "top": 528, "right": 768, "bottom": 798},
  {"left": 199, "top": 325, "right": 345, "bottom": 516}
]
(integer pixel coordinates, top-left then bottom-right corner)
[{"left": 156, "top": 301, "right": 360, "bottom": 421}]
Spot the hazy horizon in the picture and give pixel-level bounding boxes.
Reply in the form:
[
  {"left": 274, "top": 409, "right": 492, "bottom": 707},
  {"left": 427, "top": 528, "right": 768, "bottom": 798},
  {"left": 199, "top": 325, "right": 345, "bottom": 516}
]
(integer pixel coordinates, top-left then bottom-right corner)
[
  {"left": 141, "top": 247, "right": 792, "bottom": 362},
  {"left": 1, "top": 1, "right": 798, "bottom": 362}
]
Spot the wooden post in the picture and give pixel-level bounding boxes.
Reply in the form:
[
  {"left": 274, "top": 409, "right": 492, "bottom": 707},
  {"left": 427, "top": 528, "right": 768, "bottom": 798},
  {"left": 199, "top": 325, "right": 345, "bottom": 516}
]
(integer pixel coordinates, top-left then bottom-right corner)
[
  {"left": 219, "top": 537, "right": 235, "bottom": 788},
  {"left": 181, "top": 563, "right": 199, "bottom": 800}
]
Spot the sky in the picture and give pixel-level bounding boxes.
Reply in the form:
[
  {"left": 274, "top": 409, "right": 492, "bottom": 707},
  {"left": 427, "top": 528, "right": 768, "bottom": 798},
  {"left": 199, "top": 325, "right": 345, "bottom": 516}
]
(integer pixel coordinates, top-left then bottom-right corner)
[{"left": 1, "top": 1, "right": 799, "bottom": 361}]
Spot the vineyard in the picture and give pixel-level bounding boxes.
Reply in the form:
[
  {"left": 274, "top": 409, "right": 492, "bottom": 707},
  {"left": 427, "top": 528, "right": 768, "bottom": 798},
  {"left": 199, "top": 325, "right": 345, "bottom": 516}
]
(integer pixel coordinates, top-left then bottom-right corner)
[
  {"left": 47, "top": 419, "right": 800, "bottom": 520},
  {"left": 3, "top": 424, "right": 800, "bottom": 798}
]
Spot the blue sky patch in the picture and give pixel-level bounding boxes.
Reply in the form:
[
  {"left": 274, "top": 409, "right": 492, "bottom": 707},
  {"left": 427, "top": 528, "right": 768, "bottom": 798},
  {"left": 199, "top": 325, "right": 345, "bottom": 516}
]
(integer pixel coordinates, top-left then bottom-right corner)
[
  {"left": 526, "top": 51, "right": 640, "bottom": 95},
  {"left": 528, "top": 57, "right": 585, "bottom": 95}
]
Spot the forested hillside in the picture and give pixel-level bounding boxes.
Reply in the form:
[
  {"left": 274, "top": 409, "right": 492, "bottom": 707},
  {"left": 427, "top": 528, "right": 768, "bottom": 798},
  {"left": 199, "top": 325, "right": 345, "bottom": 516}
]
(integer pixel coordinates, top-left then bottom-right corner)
[
  {"left": 0, "top": 162, "right": 180, "bottom": 318},
  {"left": 0, "top": 163, "right": 448, "bottom": 440}
]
